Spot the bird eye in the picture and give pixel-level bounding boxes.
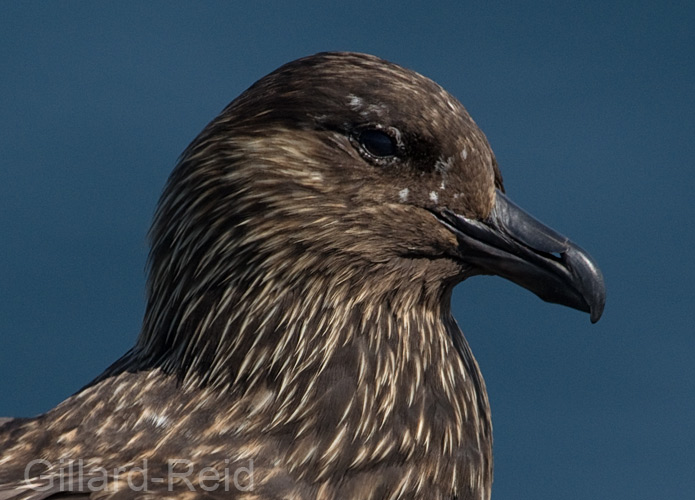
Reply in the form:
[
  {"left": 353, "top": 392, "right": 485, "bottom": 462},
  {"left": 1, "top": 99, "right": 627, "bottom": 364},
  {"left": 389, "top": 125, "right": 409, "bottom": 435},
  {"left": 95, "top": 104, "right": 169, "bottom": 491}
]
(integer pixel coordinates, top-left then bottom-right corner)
[{"left": 358, "top": 129, "right": 398, "bottom": 158}]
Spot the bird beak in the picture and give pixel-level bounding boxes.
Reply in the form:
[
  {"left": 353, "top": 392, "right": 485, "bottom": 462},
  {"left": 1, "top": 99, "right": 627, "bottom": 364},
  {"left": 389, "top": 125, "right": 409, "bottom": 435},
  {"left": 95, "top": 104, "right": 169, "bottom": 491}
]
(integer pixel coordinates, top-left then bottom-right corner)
[{"left": 439, "top": 190, "right": 605, "bottom": 323}]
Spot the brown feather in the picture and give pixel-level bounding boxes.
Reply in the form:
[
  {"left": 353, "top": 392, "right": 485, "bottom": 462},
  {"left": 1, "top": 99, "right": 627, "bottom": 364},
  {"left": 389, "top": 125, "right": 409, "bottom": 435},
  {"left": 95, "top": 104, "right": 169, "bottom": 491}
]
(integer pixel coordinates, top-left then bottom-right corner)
[{"left": 1, "top": 52, "right": 527, "bottom": 500}]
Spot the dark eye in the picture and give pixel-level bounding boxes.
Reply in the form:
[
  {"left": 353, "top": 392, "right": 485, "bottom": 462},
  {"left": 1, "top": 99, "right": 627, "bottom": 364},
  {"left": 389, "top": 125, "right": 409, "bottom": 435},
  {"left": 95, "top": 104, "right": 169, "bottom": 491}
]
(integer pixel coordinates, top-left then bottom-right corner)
[{"left": 359, "top": 129, "right": 398, "bottom": 158}]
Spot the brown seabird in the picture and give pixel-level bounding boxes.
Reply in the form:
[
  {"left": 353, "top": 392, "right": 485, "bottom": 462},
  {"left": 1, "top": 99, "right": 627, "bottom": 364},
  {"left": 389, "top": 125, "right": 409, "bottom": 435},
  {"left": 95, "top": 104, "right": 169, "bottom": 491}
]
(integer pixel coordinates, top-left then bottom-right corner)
[{"left": 0, "top": 52, "right": 605, "bottom": 500}]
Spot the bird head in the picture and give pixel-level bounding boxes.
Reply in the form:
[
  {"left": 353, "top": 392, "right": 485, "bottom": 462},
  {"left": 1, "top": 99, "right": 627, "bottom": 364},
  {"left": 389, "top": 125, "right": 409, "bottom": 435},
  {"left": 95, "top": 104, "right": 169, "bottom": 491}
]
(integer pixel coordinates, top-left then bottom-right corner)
[{"left": 139, "top": 52, "right": 604, "bottom": 373}]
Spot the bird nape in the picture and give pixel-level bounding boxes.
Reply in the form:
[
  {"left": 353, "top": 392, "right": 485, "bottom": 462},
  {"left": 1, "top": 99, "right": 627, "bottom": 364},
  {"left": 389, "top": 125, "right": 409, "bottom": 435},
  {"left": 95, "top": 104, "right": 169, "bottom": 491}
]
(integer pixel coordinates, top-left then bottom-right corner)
[{"left": 0, "top": 52, "right": 605, "bottom": 500}]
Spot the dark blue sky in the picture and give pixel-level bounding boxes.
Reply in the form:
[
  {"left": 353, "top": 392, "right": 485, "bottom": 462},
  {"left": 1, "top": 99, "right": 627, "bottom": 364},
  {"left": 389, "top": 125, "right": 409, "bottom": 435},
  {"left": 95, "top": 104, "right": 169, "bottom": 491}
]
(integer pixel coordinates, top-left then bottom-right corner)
[{"left": 1, "top": 2, "right": 693, "bottom": 499}]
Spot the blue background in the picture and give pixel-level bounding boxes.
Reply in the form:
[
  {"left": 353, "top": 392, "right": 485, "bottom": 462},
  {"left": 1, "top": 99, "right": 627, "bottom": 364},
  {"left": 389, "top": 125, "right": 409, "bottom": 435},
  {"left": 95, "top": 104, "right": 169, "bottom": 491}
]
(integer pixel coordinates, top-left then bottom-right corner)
[{"left": 1, "top": 2, "right": 693, "bottom": 499}]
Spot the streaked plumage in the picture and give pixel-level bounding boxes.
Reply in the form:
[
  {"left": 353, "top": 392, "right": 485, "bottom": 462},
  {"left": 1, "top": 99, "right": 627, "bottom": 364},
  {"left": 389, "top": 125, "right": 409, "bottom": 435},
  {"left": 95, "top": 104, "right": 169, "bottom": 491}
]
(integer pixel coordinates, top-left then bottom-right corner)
[{"left": 0, "top": 52, "right": 604, "bottom": 500}]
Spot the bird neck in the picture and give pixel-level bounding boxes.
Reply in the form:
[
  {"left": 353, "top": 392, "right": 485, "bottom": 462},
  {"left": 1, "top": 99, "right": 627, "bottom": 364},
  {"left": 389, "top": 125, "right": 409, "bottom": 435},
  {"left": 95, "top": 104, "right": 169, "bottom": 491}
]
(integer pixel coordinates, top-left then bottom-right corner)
[
  {"left": 93, "top": 269, "right": 493, "bottom": 497},
  {"left": 135, "top": 266, "right": 466, "bottom": 389}
]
